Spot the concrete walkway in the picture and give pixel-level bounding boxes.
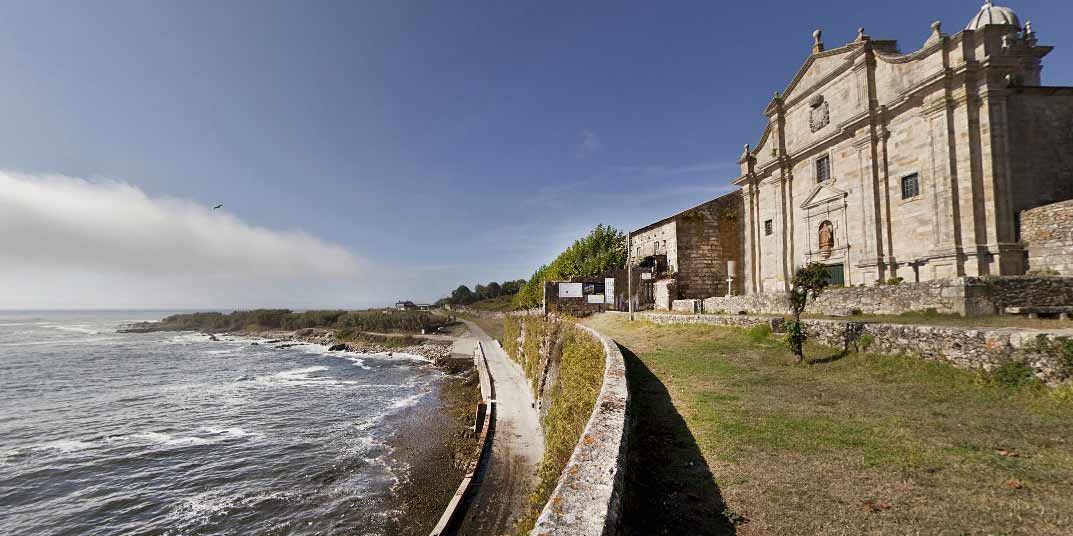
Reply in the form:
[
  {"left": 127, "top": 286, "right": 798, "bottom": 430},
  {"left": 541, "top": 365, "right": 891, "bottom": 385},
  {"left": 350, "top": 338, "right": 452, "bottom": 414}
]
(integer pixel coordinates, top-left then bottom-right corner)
[{"left": 457, "top": 319, "right": 545, "bottom": 535}]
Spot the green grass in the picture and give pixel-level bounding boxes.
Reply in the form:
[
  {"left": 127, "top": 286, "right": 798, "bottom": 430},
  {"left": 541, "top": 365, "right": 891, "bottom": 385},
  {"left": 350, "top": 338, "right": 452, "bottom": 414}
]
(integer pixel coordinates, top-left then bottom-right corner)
[
  {"left": 464, "top": 295, "right": 516, "bottom": 312},
  {"left": 585, "top": 314, "right": 1073, "bottom": 536}
]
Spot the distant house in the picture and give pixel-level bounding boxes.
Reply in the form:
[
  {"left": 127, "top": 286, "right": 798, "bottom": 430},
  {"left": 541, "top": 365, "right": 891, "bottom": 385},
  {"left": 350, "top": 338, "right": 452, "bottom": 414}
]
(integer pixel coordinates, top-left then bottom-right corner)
[{"left": 395, "top": 300, "right": 417, "bottom": 310}]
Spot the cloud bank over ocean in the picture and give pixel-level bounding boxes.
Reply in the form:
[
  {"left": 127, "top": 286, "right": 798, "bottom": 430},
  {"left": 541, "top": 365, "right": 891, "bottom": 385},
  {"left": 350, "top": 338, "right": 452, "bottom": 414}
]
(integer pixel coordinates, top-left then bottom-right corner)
[{"left": 0, "top": 172, "right": 371, "bottom": 309}]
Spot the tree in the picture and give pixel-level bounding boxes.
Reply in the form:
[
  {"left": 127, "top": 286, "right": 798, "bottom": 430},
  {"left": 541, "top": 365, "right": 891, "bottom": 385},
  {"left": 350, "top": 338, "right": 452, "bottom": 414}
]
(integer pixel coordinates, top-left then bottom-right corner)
[
  {"left": 450, "top": 285, "right": 475, "bottom": 305},
  {"left": 486, "top": 281, "right": 502, "bottom": 298},
  {"left": 785, "top": 262, "right": 832, "bottom": 363},
  {"left": 513, "top": 224, "right": 627, "bottom": 309}
]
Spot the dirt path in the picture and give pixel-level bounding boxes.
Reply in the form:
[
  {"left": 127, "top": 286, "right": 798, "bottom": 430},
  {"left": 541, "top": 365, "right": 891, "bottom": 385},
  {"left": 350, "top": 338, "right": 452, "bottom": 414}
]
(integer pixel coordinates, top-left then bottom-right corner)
[{"left": 457, "top": 319, "right": 544, "bottom": 535}]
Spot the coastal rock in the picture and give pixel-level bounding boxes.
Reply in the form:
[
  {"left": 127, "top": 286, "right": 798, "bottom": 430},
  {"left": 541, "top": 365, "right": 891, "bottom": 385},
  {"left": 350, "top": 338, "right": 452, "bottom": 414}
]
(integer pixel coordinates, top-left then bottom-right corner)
[{"left": 328, "top": 343, "right": 348, "bottom": 351}]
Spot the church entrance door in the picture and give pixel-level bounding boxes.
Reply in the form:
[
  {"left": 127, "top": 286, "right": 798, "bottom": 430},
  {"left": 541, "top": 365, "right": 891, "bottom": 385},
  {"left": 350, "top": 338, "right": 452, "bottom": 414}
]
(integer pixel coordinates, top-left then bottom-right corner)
[{"left": 824, "top": 263, "right": 845, "bottom": 286}]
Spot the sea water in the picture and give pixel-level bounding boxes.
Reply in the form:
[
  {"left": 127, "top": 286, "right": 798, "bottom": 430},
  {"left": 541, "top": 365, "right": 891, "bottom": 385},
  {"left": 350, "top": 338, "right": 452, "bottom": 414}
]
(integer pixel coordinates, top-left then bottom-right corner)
[{"left": 0, "top": 311, "right": 442, "bottom": 535}]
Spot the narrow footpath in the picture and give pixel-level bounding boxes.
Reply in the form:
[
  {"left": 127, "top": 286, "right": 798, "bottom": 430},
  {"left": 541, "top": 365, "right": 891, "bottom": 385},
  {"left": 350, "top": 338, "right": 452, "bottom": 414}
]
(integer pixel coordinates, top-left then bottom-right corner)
[{"left": 457, "top": 319, "right": 544, "bottom": 535}]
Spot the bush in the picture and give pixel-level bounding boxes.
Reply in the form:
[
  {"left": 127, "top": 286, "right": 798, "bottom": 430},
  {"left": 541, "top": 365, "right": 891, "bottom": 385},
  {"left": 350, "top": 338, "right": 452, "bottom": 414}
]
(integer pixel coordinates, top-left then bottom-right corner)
[
  {"left": 746, "top": 324, "right": 771, "bottom": 343},
  {"left": 987, "top": 361, "right": 1043, "bottom": 388},
  {"left": 858, "top": 334, "right": 875, "bottom": 351}
]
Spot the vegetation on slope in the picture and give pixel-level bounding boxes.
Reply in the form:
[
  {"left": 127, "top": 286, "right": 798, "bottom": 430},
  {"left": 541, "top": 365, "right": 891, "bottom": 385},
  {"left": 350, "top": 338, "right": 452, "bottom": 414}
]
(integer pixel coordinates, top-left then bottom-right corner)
[
  {"left": 513, "top": 224, "right": 627, "bottom": 310},
  {"left": 437, "top": 279, "right": 526, "bottom": 307},
  {"left": 150, "top": 309, "right": 443, "bottom": 333},
  {"left": 503, "top": 316, "right": 605, "bottom": 534},
  {"left": 585, "top": 314, "right": 1073, "bottom": 536}
]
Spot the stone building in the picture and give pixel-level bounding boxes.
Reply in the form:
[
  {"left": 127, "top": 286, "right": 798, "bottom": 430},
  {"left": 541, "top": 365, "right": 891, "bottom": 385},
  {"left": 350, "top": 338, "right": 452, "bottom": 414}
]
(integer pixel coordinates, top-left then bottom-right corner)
[
  {"left": 628, "top": 191, "right": 744, "bottom": 299},
  {"left": 733, "top": 2, "right": 1073, "bottom": 293}
]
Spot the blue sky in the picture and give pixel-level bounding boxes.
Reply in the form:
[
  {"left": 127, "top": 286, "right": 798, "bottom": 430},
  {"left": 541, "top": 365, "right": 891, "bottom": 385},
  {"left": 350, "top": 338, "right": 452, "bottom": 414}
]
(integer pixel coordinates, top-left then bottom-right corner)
[{"left": 1, "top": 1, "right": 1070, "bottom": 308}]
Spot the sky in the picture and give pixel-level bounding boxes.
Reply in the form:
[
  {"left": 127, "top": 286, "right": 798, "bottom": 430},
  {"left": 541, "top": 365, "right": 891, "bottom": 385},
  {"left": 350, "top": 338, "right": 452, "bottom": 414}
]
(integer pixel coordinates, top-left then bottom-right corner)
[{"left": 1, "top": 0, "right": 1071, "bottom": 309}]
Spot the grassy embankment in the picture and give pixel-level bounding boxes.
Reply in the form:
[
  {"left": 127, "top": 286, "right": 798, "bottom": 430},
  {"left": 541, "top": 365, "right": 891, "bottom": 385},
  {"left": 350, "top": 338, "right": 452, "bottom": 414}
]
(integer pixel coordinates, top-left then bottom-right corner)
[
  {"left": 502, "top": 316, "right": 605, "bottom": 535},
  {"left": 585, "top": 314, "right": 1073, "bottom": 535}
]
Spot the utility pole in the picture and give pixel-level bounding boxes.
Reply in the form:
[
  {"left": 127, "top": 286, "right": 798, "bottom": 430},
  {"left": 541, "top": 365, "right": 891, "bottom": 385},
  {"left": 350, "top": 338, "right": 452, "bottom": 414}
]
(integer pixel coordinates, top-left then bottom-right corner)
[{"left": 627, "top": 233, "right": 634, "bottom": 322}]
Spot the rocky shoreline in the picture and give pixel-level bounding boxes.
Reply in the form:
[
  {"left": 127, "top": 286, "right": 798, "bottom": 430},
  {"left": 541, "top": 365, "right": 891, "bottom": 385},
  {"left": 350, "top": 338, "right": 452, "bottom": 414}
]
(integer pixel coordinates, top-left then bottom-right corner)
[{"left": 233, "top": 327, "right": 454, "bottom": 361}]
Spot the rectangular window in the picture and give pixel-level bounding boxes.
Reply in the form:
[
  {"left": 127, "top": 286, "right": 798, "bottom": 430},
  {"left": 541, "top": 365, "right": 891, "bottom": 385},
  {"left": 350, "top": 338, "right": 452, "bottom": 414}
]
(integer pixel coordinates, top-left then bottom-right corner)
[
  {"left": 816, "top": 155, "right": 831, "bottom": 182},
  {"left": 764, "top": 219, "right": 773, "bottom": 236},
  {"left": 901, "top": 173, "right": 920, "bottom": 199}
]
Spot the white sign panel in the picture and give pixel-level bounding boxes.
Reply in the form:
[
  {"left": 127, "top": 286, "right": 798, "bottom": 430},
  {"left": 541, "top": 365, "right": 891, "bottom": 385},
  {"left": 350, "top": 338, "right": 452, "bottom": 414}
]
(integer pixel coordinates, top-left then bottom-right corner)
[
  {"left": 641, "top": 272, "right": 653, "bottom": 280},
  {"left": 558, "top": 282, "right": 583, "bottom": 298},
  {"left": 587, "top": 294, "right": 605, "bottom": 304},
  {"left": 604, "top": 278, "right": 615, "bottom": 302}
]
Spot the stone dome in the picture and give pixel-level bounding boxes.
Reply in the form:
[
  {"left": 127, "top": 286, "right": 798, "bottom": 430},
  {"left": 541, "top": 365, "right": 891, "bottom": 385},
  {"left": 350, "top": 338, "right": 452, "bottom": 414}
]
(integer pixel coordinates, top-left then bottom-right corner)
[{"left": 966, "top": 1, "right": 1021, "bottom": 30}]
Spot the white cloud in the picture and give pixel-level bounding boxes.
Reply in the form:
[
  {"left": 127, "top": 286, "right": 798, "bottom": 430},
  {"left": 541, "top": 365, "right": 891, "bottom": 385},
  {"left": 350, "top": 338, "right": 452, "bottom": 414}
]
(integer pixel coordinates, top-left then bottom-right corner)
[
  {"left": 580, "top": 129, "right": 602, "bottom": 153},
  {"left": 0, "top": 172, "right": 374, "bottom": 309}
]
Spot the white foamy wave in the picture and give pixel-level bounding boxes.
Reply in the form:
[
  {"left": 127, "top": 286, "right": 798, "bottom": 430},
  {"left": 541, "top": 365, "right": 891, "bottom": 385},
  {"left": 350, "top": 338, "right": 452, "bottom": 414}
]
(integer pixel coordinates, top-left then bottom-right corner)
[
  {"left": 345, "top": 356, "right": 372, "bottom": 370},
  {"left": 31, "top": 439, "right": 96, "bottom": 453},
  {"left": 42, "top": 324, "right": 102, "bottom": 335},
  {"left": 199, "top": 426, "right": 265, "bottom": 440},
  {"left": 257, "top": 366, "right": 357, "bottom": 387},
  {"left": 390, "top": 391, "right": 428, "bottom": 410}
]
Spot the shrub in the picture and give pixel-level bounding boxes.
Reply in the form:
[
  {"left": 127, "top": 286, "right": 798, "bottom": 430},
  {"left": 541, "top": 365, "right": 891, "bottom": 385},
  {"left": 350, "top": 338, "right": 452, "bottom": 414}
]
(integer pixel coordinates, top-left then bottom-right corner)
[
  {"left": 785, "top": 262, "right": 832, "bottom": 362},
  {"left": 987, "top": 361, "right": 1043, "bottom": 388},
  {"left": 858, "top": 333, "right": 875, "bottom": 351},
  {"left": 746, "top": 324, "right": 771, "bottom": 343}
]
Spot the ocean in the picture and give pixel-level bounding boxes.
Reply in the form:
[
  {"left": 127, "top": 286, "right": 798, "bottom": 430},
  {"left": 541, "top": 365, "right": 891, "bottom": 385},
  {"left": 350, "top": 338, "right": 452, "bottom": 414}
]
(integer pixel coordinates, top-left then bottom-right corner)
[{"left": 0, "top": 310, "right": 450, "bottom": 535}]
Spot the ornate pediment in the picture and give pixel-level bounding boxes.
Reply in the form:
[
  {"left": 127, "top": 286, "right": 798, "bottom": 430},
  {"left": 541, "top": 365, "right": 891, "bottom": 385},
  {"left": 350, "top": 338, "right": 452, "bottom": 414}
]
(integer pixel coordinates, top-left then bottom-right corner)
[{"left": 800, "top": 182, "right": 848, "bottom": 209}]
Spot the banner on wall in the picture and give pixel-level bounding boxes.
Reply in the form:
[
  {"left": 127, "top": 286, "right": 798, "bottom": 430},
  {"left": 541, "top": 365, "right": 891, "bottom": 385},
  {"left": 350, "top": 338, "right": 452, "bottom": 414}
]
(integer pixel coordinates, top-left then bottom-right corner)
[{"left": 558, "top": 283, "right": 583, "bottom": 298}]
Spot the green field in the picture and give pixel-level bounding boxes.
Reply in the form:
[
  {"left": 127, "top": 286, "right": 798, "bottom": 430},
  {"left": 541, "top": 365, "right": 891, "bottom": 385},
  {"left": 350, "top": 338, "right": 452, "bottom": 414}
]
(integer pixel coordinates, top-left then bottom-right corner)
[{"left": 585, "top": 314, "right": 1073, "bottom": 536}]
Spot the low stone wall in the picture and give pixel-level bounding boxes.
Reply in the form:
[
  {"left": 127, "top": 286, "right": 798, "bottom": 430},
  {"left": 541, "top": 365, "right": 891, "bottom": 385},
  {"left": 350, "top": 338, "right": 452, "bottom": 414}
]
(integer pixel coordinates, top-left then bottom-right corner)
[
  {"left": 1022, "top": 199, "right": 1073, "bottom": 276},
  {"left": 530, "top": 323, "right": 630, "bottom": 536},
  {"left": 429, "top": 342, "right": 495, "bottom": 536},
  {"left": 614, "top": 311, "right": 1073, "bottom": 384},
  {"left": 671, "top": 299, "right": 701, "bottom": 313},
  {"left": 698, "top": 276, "right": 1073, "bottom": 317}
]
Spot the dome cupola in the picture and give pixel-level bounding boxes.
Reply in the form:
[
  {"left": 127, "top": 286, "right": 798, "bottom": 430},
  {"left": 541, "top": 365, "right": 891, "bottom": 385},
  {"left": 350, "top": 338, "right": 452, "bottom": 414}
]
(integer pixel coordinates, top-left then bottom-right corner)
[{"left": 966, "top": 1, "right": 1021, "bottom": 30}]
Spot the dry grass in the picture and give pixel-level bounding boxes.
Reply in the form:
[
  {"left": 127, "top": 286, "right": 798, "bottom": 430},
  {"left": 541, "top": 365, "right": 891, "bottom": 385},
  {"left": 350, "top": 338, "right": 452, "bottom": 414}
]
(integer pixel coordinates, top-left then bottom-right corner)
[{"left": 585, "top": 314, "right": 1073, "bottom": 536}]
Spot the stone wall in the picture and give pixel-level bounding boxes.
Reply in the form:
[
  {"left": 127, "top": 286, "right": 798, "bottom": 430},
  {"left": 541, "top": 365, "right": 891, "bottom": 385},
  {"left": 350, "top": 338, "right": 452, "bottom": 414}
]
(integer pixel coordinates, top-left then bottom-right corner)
[
  {"left": 616, "top": 311, "right": 1072, "bottom": 384},
  {"left": 1007, "top": 89, "right": 1073, "bottom": 217},
  {"left": 1022, "top": 200, "right": 1073, "bottom": 276},
  {"left": 674, "top": 191, "right": 744, "bottom": 299},
  {"left": 699, "top": 276, "right": 1073, "bottom": 317},
  {"left": 532, "top": 323, "right": 629, "bottom": 536}
]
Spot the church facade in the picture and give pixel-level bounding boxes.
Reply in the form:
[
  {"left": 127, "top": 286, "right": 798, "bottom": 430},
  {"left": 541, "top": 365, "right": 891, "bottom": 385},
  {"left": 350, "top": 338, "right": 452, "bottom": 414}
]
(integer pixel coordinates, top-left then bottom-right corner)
[{"left": 735, "top": 2, "right": 1073, "bottom": 293}]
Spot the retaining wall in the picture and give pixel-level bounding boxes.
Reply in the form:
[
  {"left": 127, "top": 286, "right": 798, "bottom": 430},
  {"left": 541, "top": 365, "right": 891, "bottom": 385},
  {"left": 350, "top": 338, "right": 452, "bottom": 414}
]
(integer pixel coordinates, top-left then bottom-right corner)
[
  {"left": 615, "top": 311, "right": 1073, "bottom": 384},
  {"left": 429, "top": 342, "right": 495, "bottom": 536},
  {"left": 694, "top": 276, "right": 1073, "bottom": 317},
  {"left": 531, "top": 323, "right": 629, "bottom": 536}
]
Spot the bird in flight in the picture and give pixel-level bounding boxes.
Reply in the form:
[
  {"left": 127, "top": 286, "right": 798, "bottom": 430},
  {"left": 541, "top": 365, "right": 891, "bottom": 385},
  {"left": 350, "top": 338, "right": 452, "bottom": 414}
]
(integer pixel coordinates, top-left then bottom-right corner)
[{"left": 212, "top": 204, "right": 223, "bottom": 211}]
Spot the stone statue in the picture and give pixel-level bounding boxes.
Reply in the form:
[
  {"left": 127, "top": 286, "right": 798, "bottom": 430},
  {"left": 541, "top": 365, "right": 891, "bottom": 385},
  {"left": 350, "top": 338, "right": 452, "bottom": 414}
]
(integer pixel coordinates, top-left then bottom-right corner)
[{"left": 818, "top": 221, "right": 834, "bottom": 258}]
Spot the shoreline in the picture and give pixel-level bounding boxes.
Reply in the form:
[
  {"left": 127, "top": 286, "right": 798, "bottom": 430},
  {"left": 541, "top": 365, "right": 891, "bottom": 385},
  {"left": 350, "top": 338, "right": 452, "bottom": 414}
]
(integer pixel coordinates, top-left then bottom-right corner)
[{"left": 196, "top": 326, "right": 483, "bottom": 534}]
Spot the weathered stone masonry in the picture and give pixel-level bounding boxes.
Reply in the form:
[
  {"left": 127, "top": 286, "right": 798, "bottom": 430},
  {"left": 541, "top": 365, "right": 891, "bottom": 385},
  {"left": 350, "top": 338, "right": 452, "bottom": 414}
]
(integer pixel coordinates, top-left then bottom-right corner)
[
  {"left": 1022, "top": 199, "right": 1073, "bottom": 275},
  {"left": 628, "top": 191, "right": 744, "bottom": 300}
]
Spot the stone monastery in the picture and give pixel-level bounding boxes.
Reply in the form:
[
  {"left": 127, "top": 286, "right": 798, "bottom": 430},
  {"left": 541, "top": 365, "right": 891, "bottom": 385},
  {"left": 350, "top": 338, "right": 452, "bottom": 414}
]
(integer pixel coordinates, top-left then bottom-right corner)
[{"left": 629, "top": 1, "right": 1073, "bottom": 306}]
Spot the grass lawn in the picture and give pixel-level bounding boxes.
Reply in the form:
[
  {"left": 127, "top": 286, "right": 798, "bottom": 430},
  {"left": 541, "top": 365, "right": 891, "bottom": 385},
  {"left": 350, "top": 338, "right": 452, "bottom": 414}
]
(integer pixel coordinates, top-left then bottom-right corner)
[
  {"left": 454, "top": 312, "right": 505, "bottom": 343},
  {"left": 584, "top": 314, "right": 1073, "bottom": 536},
  {"left": 466, "top": 295, "right": 517, "bottom": 312}
]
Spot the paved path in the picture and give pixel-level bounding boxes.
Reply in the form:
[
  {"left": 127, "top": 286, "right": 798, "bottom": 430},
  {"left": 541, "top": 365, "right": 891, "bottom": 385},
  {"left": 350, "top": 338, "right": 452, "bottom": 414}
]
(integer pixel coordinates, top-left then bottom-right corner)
[{"left": 457, "top": 319, "right": 545, "bottom": 535}]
